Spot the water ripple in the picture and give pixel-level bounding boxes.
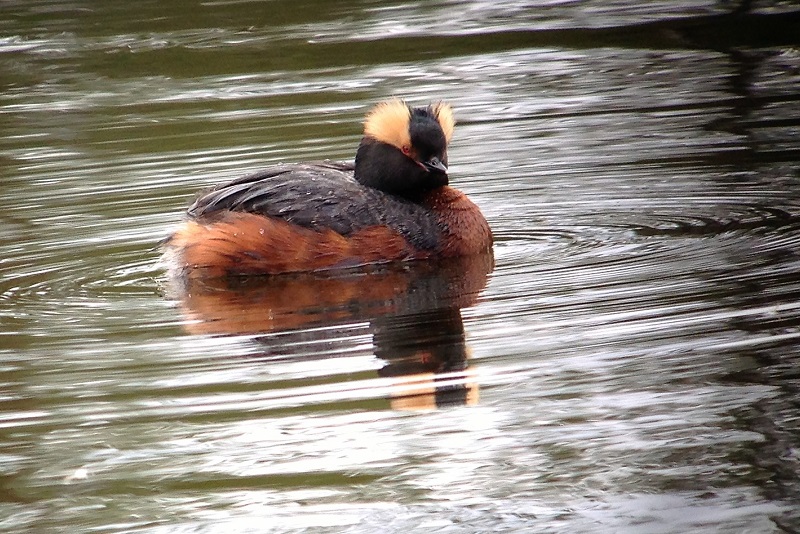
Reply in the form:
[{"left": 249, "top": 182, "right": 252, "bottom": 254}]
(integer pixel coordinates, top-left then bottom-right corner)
[{"left": 2, "top": 1, "right": 800, "bottom": 532}]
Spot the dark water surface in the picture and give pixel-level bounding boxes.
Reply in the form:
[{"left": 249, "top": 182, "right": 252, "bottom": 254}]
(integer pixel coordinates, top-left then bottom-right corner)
[{"left": 3, "top": 1, "right": 800, "bottom": 532}]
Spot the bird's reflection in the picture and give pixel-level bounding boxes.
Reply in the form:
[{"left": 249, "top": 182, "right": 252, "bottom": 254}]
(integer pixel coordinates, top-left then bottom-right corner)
[{"left": 168, "top": 253, "right": 494, "bottom": 409}]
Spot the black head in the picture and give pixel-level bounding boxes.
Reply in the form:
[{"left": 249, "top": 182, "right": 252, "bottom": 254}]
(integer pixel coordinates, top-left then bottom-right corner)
[{"left": 354, "top": 99, "right": 454, "bottom": 199}]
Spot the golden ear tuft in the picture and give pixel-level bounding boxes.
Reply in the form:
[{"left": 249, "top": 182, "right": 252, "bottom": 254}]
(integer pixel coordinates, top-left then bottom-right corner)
[
  {"left": 363, "top": 98, "right": 412, "bottom": 150},
  {"left": 431, "top": 102, "right": 455, "bottom": 143}
]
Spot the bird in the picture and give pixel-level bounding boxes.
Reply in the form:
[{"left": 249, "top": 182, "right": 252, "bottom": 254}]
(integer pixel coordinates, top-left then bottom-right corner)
[{"left": 163, "top": 98, "right": 493, "bottom": 278}]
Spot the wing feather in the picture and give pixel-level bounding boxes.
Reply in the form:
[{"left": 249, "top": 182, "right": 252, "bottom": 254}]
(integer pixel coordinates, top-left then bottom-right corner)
[{"left": 186, "top": 161, "right": 440, "bottom": 250}]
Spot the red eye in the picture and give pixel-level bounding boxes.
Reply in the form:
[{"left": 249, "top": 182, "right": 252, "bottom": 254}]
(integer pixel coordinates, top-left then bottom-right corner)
[{"left": 401, "top": 145, "right": 411, "bottom": 155}]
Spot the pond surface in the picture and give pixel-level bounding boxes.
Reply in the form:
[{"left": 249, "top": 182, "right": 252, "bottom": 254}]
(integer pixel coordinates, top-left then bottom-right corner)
[{"left": 2, "top": 1, "right": 800, "bottom": 532}]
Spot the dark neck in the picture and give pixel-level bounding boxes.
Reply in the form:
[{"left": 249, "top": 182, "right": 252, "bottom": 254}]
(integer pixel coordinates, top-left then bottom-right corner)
[{"left": 354, "top": 138, "right": 444, "bottom": 200}]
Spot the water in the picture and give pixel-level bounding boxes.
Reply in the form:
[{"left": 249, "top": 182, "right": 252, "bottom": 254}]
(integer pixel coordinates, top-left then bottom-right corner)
[{"left": 2, "top": 1, "right": 800, "bottom": 532}]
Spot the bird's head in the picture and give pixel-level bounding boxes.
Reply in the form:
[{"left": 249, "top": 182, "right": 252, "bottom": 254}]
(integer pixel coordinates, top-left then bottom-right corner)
[{"left": 355, "top": 99, "right": 454, "bottom": 197}]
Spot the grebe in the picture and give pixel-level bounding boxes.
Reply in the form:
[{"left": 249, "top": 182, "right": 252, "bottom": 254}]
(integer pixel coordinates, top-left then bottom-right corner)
[{"left": 164, "top": 99, "right": 492, "bottom": 278}]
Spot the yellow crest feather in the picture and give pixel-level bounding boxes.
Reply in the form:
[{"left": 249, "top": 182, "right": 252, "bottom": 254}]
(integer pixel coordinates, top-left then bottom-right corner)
[
  {"left": 363, "top": 99, "right": 412, "bottom": 150},
  {"left": 363, "top": 98, "right": 455, "bottom": 148},
  {"left": 431, "top": 102, "right": 455, "bottom": 143}
]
